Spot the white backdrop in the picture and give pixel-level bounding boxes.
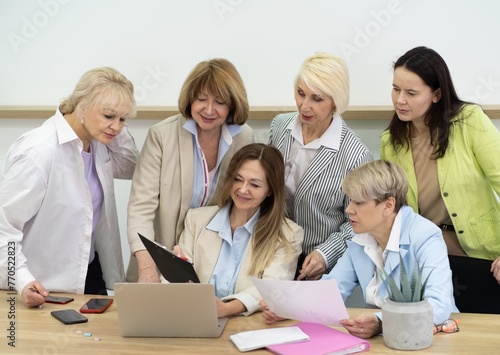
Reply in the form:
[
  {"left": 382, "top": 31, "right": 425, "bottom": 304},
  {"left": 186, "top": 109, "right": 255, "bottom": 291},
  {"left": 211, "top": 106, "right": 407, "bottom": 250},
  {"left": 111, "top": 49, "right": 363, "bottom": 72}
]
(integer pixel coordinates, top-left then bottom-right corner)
[
  {"left": 1, "top": 0, "right": 500, "bottom": 106},
  {"left": 1, "top": 0, "right": 500, "bottom": 279}
]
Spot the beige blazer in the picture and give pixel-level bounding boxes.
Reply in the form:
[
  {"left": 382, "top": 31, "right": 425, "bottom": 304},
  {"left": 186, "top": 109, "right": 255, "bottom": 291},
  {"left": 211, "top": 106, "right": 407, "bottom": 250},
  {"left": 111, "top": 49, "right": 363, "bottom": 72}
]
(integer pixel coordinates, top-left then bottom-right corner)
[
  {"left": 127, "top": 114, "right": 253, "bottom": 281},
  {"left": 178, "top": 205, "right": 304, "bottom": 315}
]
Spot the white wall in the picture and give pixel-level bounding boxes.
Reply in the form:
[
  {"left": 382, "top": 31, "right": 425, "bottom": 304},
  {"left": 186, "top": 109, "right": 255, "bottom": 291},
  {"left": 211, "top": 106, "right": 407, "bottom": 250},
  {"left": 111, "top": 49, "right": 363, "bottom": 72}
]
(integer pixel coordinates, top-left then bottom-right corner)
[{"left": 1, "top": 0, "right": 500, "bottom": 106}]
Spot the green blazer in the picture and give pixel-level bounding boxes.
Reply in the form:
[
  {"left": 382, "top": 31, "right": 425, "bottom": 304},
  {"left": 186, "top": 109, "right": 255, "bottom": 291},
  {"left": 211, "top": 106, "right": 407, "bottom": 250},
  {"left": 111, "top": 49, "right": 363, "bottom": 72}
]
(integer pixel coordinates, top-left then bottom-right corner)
[{"left": 380, "top": 105, "right": 500, "bottom": 260}]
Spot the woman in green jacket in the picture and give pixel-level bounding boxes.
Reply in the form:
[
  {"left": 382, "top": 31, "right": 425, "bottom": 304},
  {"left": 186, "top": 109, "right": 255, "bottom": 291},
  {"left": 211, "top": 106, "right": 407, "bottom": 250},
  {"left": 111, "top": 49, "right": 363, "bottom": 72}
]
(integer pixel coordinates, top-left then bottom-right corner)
[{"left": 380, "top": 46, "right": 500, "bottom": 288}]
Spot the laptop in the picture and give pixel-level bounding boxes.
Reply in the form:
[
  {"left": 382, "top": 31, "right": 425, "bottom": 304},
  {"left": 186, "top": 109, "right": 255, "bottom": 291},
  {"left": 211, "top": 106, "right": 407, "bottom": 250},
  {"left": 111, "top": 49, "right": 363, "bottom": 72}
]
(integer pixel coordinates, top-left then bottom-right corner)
[
  {"left": 114, "top": 282, "right": 229, "bottom": 337},
  {"left": 448, "top": 255, "right": 500, "bottom": 314},
  {"left": 138, "top": 233, "right": 200, "bottom": 283}
]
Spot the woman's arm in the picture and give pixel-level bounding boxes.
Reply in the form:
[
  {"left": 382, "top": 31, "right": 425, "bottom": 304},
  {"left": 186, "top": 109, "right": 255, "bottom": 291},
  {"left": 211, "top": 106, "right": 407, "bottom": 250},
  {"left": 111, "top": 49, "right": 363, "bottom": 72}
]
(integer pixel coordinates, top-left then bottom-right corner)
[
  {"left": 107, "top": 125, "right": 139, "bottom": 179},
  {"left": 224, "top": 221, "right": 304, "bottom": 316},
  {"left": 127, "top": 127, "right": 164, "bottom": 254}
]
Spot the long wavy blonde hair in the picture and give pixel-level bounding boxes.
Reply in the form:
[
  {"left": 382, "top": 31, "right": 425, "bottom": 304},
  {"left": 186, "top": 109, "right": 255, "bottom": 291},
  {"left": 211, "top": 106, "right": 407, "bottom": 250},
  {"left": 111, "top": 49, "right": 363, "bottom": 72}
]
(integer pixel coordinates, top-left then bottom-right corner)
[{"left": 218, "top": 143, "right": 294, "bottom": 277}]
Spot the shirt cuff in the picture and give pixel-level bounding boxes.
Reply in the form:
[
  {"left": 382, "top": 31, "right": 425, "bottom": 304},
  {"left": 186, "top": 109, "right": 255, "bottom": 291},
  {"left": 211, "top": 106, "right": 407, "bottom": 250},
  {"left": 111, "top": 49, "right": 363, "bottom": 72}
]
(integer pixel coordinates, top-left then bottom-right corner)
[
  {"left": 221, "top": 292, "right": 259, "bottom": 316},
  {"left": 315, "top": 248, "right": 329, "bottom": 269},
  {"left": 16, "top": 267, "right": 36, "bottom": 295}
]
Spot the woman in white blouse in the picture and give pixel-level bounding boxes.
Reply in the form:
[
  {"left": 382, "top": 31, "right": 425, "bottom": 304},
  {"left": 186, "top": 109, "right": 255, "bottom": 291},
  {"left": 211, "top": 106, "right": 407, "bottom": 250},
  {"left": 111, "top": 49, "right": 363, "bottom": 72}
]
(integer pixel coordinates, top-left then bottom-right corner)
[{"left": 0, "top": 67, "right": 138, "bottom": 307}]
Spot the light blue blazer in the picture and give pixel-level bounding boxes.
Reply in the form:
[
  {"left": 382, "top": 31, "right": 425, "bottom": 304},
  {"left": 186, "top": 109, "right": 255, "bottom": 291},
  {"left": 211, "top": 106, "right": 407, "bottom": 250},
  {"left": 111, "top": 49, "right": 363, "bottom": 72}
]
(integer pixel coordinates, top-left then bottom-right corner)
[{"left": 323, "top": 206, "right": 458, "bottom": 324}]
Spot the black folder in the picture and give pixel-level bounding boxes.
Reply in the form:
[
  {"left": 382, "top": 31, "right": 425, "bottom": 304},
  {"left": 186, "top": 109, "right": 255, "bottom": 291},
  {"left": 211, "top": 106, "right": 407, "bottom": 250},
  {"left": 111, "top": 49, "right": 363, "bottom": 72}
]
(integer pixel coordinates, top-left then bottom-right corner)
[{"left": 138, "top": 233, "right": 200, "bottom": 283}]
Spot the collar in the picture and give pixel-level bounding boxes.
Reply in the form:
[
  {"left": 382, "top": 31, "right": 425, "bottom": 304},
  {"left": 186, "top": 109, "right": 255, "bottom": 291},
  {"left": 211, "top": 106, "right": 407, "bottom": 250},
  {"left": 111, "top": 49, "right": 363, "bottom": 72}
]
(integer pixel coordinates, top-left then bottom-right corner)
[
  {"left": 183, "top": 119, "right": 241, "bottom": 146},
  {"left": 286, "top": 113, "right": 343, "bottom": 150},
  {"left": 385, "top": 209, "right": 403, "bottom": 254},
  {"left": 207, "top": 203, "right": 260, "bottom": 238},
  {"left": 351, "top": 208, "right": 402, "bottom": 255},
  {"left": 54, "top": 107, "right": 80, "bottom": 145}
]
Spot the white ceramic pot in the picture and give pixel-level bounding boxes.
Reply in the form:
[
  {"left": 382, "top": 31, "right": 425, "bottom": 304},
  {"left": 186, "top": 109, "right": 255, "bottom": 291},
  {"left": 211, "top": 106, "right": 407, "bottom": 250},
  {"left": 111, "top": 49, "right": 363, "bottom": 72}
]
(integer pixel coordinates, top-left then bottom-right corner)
[{"left": 382, "top": 298, "right": 434, "bottom": 350}]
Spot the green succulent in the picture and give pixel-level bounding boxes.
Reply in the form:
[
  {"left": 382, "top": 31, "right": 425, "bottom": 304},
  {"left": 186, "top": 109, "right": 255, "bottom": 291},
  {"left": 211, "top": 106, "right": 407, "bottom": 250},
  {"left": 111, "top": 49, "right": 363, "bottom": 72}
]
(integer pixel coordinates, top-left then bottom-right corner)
[{"left": 381, "top": 254, "right": 432, "bottom": 303}]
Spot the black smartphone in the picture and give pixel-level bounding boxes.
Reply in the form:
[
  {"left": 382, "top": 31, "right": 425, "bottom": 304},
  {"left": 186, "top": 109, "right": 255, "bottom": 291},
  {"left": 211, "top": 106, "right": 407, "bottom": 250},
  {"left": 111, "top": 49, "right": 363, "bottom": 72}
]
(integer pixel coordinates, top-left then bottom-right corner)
[
  {"left": 51, "top": 310, "right": 88, "bottom": 325},
  {"left": 79, "top": 298, "right": 113, "bottom": 314},
  {"left": 45, "top": 295, "right": 74, "bottom": 304}
]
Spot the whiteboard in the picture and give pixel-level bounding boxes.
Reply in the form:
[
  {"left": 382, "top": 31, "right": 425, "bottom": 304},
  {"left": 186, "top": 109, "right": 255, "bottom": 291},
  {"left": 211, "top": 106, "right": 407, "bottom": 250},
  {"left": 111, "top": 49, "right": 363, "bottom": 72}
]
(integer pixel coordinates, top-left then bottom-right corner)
[{"left": 1, "top": 0, "right": 499, "bottom": 107}]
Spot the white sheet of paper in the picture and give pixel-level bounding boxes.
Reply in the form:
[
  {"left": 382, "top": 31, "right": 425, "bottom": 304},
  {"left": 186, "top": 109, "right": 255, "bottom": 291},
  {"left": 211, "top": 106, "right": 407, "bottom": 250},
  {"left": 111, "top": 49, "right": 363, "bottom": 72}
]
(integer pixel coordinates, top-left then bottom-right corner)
[
  {"left": 230, "top": 326, "right": 309, "bottom": 352},
  {"left": 251, "top": 277, "right": 349, "bottom": 326}
]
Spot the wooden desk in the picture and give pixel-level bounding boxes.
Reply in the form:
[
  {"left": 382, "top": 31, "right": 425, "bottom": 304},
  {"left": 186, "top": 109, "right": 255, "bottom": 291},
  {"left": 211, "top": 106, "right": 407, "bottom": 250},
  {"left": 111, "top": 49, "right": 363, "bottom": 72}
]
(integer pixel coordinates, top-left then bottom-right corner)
[{"left": 1, "top": 290, "right": 500, "bottom": 354}]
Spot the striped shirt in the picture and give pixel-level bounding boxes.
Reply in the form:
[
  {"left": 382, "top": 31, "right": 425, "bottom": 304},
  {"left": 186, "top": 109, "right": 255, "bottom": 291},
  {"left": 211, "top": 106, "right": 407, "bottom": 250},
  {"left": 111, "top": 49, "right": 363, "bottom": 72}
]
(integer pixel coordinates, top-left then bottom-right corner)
[{"left": 269, "top": 112, "right": 373, "bottom": 270}]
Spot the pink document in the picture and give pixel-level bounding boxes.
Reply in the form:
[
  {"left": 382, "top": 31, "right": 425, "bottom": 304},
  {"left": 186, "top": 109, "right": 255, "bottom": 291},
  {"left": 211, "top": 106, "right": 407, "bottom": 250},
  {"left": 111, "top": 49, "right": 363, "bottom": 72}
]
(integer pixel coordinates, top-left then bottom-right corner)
[{"left": 267, "top": 322, "right": 370, "bottom": 355}]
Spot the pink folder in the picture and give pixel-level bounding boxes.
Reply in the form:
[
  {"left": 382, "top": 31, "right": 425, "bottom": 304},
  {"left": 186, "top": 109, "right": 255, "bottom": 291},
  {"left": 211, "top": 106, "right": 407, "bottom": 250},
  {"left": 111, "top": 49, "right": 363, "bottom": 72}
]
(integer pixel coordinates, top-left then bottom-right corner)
[{"left": 267, "top": 322, "right": 370, "bottom": 355}]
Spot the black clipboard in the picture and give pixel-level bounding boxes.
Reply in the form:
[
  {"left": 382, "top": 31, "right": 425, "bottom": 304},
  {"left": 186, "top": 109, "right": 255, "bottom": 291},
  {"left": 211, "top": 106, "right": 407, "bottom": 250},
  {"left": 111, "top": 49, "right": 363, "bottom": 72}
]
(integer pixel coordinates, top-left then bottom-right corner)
[{"left": 138, "top": 233, "right": 200, "bottom": 283}]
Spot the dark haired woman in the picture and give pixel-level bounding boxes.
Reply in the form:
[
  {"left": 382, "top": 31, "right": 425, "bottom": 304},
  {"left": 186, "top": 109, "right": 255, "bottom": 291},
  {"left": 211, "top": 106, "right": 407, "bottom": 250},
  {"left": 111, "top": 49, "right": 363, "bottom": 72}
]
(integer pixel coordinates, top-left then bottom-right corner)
[{"left": 380, "top": 46, "right": 500, "bottom": 285}]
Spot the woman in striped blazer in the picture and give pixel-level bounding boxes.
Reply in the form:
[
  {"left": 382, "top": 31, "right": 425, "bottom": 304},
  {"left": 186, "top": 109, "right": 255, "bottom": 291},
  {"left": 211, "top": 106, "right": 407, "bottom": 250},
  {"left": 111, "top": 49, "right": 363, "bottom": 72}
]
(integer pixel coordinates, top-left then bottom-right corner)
[{"left": 268, "top": 52, "right": 373, "bottom": 280}]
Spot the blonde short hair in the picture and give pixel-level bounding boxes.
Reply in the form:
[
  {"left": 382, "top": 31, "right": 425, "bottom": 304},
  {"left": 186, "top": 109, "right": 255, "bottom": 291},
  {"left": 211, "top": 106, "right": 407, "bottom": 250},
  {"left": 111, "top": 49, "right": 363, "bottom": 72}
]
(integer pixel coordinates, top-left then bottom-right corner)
[
  {"left": 342, "top": 160, "right": 408, "bottom": 211},
  {"left": 60, "top": 67, "right": 136, "bottom": 119},
  {"left": 295, "top": 52, "right": 350, "bottom": 115},
  {"left": 178, "top": 58, "right": 249, "bottom": 125}
]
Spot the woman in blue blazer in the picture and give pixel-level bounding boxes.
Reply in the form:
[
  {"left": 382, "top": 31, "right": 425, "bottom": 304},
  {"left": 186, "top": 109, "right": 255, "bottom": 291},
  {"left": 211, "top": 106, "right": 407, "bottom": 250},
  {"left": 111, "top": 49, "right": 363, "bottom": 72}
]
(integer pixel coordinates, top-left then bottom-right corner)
[{"left": 261, "top": 160, "right": 457, "bottom": 339}]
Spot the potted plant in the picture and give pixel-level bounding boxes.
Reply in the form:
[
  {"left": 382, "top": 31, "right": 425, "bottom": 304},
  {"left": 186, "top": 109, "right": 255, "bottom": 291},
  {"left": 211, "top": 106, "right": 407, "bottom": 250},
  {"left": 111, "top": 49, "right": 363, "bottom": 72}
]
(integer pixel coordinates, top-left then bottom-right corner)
[{"left": 380, "top": 255, "right": 434, "bottom": 350}]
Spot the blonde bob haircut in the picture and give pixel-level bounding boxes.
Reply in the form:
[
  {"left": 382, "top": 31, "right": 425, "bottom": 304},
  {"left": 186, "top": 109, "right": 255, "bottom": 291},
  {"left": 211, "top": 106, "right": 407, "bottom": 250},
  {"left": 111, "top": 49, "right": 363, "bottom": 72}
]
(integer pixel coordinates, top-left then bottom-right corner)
[
  {"left": 342, "top": 160, "right": 408, "bottom": 212},
  {"left": 60, "top": 67, "right": 136, "bottom": 119},
  {"left": 295, "top": 52, "right": 350, "bottom": 115},
  {"left": 218, "top": 143, "right": 294, "bottom": 277},
  {"left": 178, "top": 58, "right": 249, "bottom": 125}
]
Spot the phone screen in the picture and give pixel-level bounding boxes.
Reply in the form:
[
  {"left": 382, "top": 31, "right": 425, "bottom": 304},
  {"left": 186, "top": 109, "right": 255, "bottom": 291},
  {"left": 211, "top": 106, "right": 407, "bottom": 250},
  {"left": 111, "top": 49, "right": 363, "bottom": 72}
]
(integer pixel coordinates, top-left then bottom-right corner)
[
  {"left": 45, "top": 295, "right": 74, "bottom": 304},
  {"left": 51, "top": 310, "right": 88, "bottom": 324},
  {"left": 79, "top": 298, "right": 113, "bottom": 313}
]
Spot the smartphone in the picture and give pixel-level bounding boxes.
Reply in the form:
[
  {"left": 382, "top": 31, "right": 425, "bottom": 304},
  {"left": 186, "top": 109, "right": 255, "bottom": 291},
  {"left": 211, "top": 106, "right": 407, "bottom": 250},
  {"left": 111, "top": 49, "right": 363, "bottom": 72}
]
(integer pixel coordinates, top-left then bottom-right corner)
[
  {"left": 79, "top": 298, "right": 113, "bottom": 314},
  {"left": 51, "top": 310, "right": 88, "bottom": 325},
  {"left": 45, "top": 295, "right": 74, "bottom": 304}
]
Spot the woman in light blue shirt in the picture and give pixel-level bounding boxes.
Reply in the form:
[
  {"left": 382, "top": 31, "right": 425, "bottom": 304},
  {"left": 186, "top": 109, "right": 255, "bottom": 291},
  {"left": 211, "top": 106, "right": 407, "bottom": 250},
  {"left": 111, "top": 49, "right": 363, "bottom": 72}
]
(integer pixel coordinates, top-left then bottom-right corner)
[{"left": 175, "top": 144, "right": 304, "bottom": 317}]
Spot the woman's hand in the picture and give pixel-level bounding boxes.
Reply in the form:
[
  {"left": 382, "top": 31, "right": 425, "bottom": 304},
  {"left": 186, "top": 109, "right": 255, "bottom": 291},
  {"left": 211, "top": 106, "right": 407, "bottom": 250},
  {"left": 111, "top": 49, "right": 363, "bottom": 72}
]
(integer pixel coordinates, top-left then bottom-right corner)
[
  {"left": 340, "top": 314, "right": 382, "bottom": 339},
  {"left": 491, "top": 257, "right": 500, "bottom": 284},
  {"left": 297, "top": 250, "right": 326, "bottom": 280},
  {"left": 21, "top": 281, "right": 47, "bottom": 308},
  {"left": 216, "top": 297, "right": 246, "bottom": 318},
  {"left": 259, "top": 300, "right": 286, "bottom": 324},
  {"left": 173, "top": 245, "right": 187, "bottom": 260}
]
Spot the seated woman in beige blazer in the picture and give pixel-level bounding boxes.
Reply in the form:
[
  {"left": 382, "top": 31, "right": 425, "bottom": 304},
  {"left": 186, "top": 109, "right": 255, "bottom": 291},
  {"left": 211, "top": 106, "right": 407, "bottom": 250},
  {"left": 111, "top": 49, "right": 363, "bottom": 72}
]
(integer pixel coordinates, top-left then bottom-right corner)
[{"left": 174, "top": 143, "right": 304, "bottom": 317}]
